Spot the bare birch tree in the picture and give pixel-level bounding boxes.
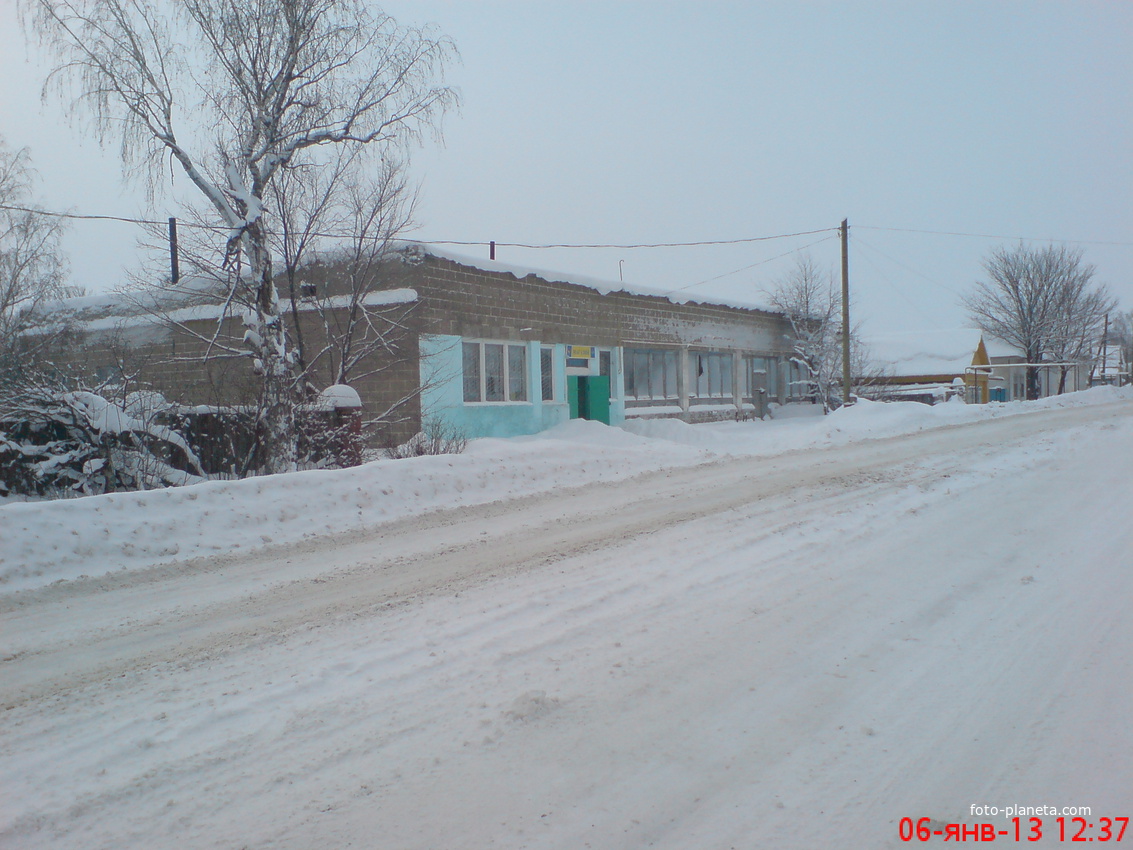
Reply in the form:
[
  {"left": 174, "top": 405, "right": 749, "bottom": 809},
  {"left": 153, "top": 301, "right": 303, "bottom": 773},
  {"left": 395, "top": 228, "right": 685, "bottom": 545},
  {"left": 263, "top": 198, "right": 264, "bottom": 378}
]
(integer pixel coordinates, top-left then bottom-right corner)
[
  {"left": 965, "top": 244, "right": 1113, "bottom": 399},
  {"left": 0, "top": 138, "right": 68, "bottom": 363},
  {"left": 25, "top": 0, "right": 457, "bottom": 472}
]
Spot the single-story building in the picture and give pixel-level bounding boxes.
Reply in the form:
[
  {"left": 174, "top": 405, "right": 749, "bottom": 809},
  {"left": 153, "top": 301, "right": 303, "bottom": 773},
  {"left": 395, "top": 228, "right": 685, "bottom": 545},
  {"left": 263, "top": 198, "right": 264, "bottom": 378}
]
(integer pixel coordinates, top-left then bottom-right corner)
[{"left": 30, "top": 246, "right": 800, "bottom": 445}]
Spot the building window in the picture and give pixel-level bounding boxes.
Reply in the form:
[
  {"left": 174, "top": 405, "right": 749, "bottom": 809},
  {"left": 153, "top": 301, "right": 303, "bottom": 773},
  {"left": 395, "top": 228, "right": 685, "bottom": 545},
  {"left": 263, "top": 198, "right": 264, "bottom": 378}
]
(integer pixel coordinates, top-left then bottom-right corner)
[
  {"left": 624, "top": 349, "right": 679, "bottom": 400},
  {"left": 599, "top": 349, "right": 614, "bottom": 399},
  {"left": 540, "top": 347, "right": 555, "bottom": 401},
  {"left": 484, "top": 343, "right": 505, "bottom": 401},
  {"left": 464, "top": 341, "right": 529, "bottom": 403},
  {"left": 693, "top": 351, "right": 731, "bottom": 398},
  {"left": 508, "top": 344, "right": 527, "bottom": 401},
  {"left": 463, "top": 342, "right": 481, "bottom": 402}
]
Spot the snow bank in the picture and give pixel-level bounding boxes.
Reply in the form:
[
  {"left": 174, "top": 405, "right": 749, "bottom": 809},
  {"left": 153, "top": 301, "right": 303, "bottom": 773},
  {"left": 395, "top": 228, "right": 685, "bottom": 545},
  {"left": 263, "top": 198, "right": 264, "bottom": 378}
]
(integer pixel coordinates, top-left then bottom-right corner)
[{"left": 2, "top": 386, "right": 1129, "bottom": 592}]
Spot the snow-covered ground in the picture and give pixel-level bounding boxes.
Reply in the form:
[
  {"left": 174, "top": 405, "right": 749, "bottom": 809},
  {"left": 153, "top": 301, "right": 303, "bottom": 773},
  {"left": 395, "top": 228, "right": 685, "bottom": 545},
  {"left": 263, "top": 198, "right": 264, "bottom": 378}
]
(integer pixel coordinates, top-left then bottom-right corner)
[
  {"left": 2, "top": 387, "right": 1128, "bottom": 593},
  {"left": 2, "top": 388, "right": 1131, "bottom": 848}
]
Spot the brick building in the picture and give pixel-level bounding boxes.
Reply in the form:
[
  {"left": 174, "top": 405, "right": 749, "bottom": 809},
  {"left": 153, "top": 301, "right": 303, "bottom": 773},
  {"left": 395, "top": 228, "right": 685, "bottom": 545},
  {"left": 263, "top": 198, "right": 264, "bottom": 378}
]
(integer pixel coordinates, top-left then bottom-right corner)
[{"left": 35, "top": 246, "right": 798, "bottom": 445}]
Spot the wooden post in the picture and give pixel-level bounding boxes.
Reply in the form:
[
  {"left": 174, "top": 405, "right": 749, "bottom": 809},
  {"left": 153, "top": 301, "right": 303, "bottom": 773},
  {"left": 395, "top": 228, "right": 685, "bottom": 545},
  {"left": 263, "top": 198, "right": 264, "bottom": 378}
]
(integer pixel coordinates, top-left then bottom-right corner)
[
  {"left": 840, "top": 218, "right": 851, "bottom": 405},
  {"left": 168, "top": 217, "right": 180, "bottom": 284}
]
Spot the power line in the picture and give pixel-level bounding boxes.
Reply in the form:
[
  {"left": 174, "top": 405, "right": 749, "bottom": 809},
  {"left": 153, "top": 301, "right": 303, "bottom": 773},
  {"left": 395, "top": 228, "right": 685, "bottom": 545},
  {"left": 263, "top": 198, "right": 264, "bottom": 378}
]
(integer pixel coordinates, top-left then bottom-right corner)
[
  {"left": 0, "top": 203, "right": 173, "bottom": 227},
  {"left": 851, "top": 234, "right": 962, "bottom": 297},
  {"left": 670, "top": 234, "right": 839, "bottom": 293},
  {"left": 0, "top": 203, "right": 837, "bottom": 248},
  {"left": 7, "top": 200, "right": 1129, "bottom": 252},
  {"left": 850, "top": 238, "right": 944, "bottom": 324},
  {"left": 857, "top": 224, "right": 1133, "bottom": 248},
  {"left": 418, "top": 228, "right": 839, "bottom": 250}
]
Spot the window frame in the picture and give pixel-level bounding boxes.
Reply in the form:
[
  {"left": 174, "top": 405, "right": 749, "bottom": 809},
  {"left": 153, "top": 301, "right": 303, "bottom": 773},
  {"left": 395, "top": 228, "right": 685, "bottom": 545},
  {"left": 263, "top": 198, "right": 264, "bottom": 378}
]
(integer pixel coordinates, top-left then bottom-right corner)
[
  {"left": 692, "top": 351, "right": 732, "bottom": 399},
  {"left": 540, "top": 346, "right": 557, "bottom": 402},
  {"left": 623, "top": 348, "right": 679, "bottom": 401},
  {"left": 462, "top": 340, "right": 531, "bottom": 404}
]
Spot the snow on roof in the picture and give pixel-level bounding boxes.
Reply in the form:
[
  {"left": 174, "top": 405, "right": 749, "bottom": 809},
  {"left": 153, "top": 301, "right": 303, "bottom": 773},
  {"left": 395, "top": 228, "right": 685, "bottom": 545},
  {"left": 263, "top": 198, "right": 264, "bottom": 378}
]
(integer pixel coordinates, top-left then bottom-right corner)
[
  {"left": 866, "top": 328, "right": 987, "bottom": 376},
  {"left": 403, "top": 243, "right": 780, "bottom": 315},
  {"left": 1096, "top": 344, "right": 1128, "bottom": 377},
  {"left": 32, "top": 276, "right": 226, "bottom": 323},
  {"left": 982, "top": 336, "right": 1023, "bottom": 360},
  {"left": 28, "top": 282, "right": 417, "bottom": 334}
]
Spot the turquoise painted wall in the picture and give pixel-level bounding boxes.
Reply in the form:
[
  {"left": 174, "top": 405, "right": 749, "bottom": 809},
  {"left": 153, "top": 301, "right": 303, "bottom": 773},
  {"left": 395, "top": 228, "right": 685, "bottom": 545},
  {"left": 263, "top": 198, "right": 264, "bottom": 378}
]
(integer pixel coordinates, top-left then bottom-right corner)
[{"left": 420, "top": 335, "right": 595, "bottom": 439}]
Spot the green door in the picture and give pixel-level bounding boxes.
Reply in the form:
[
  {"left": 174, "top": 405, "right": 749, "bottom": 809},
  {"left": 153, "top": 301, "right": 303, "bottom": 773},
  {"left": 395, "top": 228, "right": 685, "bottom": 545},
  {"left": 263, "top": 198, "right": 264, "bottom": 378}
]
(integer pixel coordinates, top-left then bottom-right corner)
[
  {"left": 583, "top": 375, "right": 611, "bottom": 424},
  {"left": 568, "top": 375, "right": 610, "bottom": 423}
]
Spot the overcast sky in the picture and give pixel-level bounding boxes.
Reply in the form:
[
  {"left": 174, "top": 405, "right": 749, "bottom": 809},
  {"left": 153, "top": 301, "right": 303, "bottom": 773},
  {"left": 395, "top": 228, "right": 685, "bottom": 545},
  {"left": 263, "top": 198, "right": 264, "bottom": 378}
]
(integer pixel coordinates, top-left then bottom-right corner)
[{"left": 2, "top": 1, "right": 1130, "bottom": 334}]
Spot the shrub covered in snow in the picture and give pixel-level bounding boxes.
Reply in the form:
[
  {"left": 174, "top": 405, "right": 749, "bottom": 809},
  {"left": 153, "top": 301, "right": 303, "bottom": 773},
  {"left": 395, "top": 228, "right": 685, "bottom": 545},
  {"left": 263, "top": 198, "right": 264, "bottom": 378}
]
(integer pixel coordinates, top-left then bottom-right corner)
[
  {"left": 383, "top": 418, "right": 467, "bottom": 459},
  {"left": 0, "top": 387, "right": 205, "bottom": 497}
]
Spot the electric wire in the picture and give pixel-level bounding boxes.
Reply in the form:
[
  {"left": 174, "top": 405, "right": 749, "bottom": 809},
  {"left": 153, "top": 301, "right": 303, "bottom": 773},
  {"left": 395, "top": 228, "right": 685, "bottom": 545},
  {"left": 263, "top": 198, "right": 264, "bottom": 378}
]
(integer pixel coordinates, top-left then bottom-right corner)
[
  {"left": 4, "top": 202, "right": 1129, "bottom": 250},
  {"left": 668, "top": 234, "right": 839, "bottom": 294},
  {"left": 0, "top": 204, "right": 836, "bottom": 248},
  {"left": 857, "top": 224, "right": 1133, "bottom": 248},
  {"left": 851, "top": 234, "right": 963, "bottom": 298},
  {"left": 849, "top": 237, "right": 943, "bottom": 325}
]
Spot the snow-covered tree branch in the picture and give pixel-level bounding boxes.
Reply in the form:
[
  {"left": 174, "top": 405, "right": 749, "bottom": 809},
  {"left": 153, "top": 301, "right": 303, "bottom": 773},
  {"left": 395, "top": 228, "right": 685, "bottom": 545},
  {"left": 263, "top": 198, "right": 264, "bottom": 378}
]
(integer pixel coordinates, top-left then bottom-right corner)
[
  {"left": 25, "top": 0, "right": 458, "bottom": 472},
  {"left": 768, "top": 255, "right": 845, "bottom": 413}
]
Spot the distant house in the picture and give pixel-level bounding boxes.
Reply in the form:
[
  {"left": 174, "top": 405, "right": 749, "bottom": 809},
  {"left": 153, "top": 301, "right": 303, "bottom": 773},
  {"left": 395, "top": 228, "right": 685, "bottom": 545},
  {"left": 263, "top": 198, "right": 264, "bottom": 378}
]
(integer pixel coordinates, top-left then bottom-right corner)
[
  {"left": 860, "top": 329, "right": 991, "bottom": 404},
  {"left": 860, "top": 328, "right": 1098, "bottom": 404},
  {"left": 1091, "top": 344, "right": 1129, "bottom": 387},
  {"left": 982, "top": 337, "right": 1093, "bottom": 400}
]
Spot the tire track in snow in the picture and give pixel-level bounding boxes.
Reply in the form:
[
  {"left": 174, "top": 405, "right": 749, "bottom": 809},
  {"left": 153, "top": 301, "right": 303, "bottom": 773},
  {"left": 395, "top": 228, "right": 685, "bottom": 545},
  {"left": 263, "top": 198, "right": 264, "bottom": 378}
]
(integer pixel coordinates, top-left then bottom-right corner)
[{"left": 0, "top": 401, "right": 1127, "bottom": 712}]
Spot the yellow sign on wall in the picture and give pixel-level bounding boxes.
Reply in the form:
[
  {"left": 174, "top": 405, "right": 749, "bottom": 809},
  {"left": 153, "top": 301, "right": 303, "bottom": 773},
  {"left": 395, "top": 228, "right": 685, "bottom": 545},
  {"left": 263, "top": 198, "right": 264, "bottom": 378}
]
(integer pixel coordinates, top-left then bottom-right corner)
[{"left": 568, "top": 345, "right": 595, "bottom": 360}]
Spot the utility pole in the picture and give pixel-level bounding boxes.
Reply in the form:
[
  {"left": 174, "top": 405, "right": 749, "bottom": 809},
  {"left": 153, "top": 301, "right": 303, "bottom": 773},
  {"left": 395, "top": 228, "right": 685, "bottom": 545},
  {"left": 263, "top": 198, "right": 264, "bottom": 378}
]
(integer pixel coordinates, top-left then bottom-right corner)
[
  {"left": 168, "top": 217, "right": 180, "bottom": 284},
  {"left": 840, "top": 218, "right": 851, "bottom": 405},
  {"left": 1101, "top": 312, "right": 1109, "bottom": 384}
]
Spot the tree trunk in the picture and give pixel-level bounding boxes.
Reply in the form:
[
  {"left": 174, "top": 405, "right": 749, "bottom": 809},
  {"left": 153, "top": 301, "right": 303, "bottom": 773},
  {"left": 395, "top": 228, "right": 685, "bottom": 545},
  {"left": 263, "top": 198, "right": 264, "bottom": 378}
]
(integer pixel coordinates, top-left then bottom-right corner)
[{"left": 246, "top": 224, "right": 298, "bottom": 475}]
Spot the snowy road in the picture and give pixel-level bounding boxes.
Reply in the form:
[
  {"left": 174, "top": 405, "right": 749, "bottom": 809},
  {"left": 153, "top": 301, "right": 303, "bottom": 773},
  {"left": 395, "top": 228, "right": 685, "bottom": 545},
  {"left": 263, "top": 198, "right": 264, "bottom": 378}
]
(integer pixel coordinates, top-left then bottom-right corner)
[{"left": 3, "top": 399, "right": 1132, "bottom": 848}]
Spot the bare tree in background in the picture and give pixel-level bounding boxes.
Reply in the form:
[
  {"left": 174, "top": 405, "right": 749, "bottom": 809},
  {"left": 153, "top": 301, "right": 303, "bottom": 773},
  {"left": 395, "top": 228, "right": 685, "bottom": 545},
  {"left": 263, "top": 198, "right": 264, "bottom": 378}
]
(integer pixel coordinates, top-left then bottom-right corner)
[
  {"left": 271, "top": 149, "right": 417, "bottom": 384},
  {"left": 768, "top": 255, "right": 843, "bottom": 412},
  {"left": 965, "top": 244, "right": 1113, "bottom": 399},
  {"left": 271, "top": 148, "right": 425, "bottom": 438},
  {"left": 1046, "top": 265, "right": 1115, "bottom": 394},
  {"left": 0, "top": 138, "right": 69, "bottom": 368},
  {"left": 1109, "top": 311, "right": 1133, "bottom": 384},
  {"left": 26, "top": 0, "right": 457, "bottom": 472}
]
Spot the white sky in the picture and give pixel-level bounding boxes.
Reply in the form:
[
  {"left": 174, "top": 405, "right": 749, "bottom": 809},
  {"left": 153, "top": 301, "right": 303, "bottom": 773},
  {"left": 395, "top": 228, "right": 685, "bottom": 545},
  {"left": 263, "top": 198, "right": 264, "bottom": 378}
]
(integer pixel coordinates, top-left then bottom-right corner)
[{"left": 1, "top": 0, "right": 1130, "bottom": 333}]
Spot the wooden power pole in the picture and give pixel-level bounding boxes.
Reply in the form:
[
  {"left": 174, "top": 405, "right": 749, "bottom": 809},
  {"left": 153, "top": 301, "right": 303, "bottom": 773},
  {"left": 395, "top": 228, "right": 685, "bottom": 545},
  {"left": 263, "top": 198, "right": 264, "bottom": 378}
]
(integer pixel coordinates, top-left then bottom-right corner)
[
  {"left": 840, "top": 218, "right": 851, "bottom": 405},
  {"left": 168, "top": 217, "right": 180, "bottom": 284}
]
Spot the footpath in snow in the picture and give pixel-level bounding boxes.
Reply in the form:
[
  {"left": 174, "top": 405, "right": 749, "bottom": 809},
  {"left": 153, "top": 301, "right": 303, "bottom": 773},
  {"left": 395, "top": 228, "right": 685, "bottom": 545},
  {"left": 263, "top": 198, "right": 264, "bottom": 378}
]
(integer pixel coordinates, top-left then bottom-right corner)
[{"left": 1, "top": 386, "right": 1130, "bottom": 591}]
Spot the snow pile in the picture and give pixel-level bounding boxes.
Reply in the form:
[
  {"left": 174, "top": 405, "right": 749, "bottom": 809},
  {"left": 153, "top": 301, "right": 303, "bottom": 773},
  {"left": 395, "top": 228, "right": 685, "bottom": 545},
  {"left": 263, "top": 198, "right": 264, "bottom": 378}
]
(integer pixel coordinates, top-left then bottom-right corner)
[
  {"left": 626, "top": 385, "right": 1130, "bottom": 456},
  {"left": 2, "top": 386, "right": 1129, "bottom": 592},
  {"left": 316, "top": 384, "right": 362, "bottom": 410},
  {"left": 2, "top": 388, "right": 1132, "bottom": 849}
]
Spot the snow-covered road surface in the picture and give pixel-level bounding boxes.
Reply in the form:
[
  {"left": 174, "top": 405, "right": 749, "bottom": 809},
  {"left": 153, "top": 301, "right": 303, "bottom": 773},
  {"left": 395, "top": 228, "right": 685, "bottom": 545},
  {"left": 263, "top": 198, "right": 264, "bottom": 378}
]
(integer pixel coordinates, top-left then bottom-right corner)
[{"left": 2, "top": 397, "right": 1131, "bottom": 848}]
